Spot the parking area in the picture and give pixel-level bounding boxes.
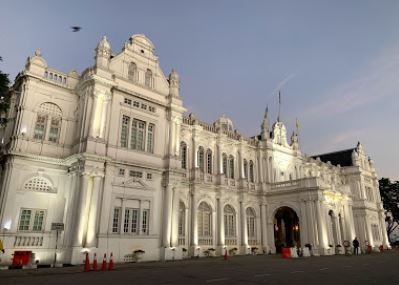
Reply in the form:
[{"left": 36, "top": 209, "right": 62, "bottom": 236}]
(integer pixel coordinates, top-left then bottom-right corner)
[{"left": 1, "top": 250, "right": 399, "bottom": 285}]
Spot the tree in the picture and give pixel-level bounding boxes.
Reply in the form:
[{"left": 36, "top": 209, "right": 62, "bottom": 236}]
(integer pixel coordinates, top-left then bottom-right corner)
[
  {"left": 0, "top": 56, "right": 11, "bottom": 126},
  {"left": 379, "top": 177, "right": 399, "bottom": 243}
]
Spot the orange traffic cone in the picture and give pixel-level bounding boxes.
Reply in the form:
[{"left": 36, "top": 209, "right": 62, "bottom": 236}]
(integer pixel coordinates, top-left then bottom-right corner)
[
  {"left": 84, "top": 252, "right": 90, "bottom": 272},
  {"left": 101, "top": 253, "right": 107, "bottom": 271},
  {"left": 92, "top": 253, "right": 98, "bottom": 271},
  {"left": 108, "top": 252, "right": 114, "bottom": 271},
  {"left": 224, "top": 248, "right": 228, "bottom": 261}
]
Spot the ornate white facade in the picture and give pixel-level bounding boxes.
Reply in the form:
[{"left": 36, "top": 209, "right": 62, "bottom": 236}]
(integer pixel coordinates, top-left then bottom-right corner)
[{"left": 0, "top": 34, "right": 389, "bottom": 265}]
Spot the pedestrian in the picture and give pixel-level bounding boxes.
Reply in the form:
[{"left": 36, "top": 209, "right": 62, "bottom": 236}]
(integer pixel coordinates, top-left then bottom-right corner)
[{"left": 353, "top": 237, "right": 360, "bottom": 255}]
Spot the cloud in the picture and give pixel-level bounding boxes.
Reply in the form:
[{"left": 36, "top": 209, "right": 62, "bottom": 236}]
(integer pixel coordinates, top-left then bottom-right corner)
[
  {"left": 303, "top": 43, "right": 399, "bottom": 119},
  {"left": 265, "top": 74, "right": 296, "bottom": 104}
]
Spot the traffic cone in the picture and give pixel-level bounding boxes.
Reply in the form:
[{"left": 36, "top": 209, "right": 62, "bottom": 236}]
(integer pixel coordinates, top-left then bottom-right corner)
[
  {"left": 84, "top": 252, "right": 90, "bottom": 272},
  {"left": 108, "top": 252, "right": 114, "bottom": 270},
  {"left": 101, "top": 253, "right": 107, "bottom": 271},
  {"left": 92, "top": 253, "right": 98, "bottom": 271},
  {"left": 224, "top": 248, "right": 228, "bottom": 261}
]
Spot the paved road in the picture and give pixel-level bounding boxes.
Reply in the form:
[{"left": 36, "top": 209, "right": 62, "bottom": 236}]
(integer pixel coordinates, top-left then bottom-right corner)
[{"left": 1, "top": 251, "right": 399, "bottom": 285}]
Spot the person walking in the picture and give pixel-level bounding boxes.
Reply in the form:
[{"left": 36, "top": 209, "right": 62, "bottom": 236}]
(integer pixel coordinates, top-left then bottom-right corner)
[{"left": 353, "top": 237, "right": 360, "bottom": 255}]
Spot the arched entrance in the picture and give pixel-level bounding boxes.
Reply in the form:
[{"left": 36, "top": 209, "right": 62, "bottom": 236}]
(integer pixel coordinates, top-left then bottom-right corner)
[{"left": 274, "top": 206, "right": 300, "bottom": 253}]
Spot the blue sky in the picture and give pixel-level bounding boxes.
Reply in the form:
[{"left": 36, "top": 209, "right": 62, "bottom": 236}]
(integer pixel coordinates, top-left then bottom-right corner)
[{"left": 1, "top": 0, "right": 398, "bottom": 179}]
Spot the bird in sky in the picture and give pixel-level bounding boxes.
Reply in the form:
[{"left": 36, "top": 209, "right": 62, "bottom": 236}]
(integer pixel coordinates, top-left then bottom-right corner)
[{"left": 71, "top": 26, "right": 82, "bottom": 32}]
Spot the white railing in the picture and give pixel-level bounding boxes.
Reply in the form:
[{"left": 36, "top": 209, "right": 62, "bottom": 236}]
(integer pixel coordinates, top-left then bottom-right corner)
[
  {"left": 178, "top": 237, "right": 185, "bottom": 246},
  {"left": 198, "top": 237, "right": 213, "bottom": 245},
  {"left": 225, "top": 238, "right": 237, "bottom": 246},
  {"left": 44, "top": 69, "right": 67, "bottom": 86},
  {"left": 14, "top": 235, "right": 44, "bottom": 247},
  {"left": 248, "top": 239, "right": 258, "bottom": 246}
]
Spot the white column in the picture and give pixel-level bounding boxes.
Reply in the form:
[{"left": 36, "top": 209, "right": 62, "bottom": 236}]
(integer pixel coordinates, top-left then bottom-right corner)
[
  {"left": 120, "top": 198, "right": 126, "bottom": 234},
  {"left": 171, "top": 189, "right": 179, "bottom": 247},
  {"left": 299, "top": 200, "right": 308, "bottom": 246},
  {"left": 378, "top": 210, "right": 389, "bottom": 247},
  {"left": 305, "top": 200, "right": 315, "bottom": 246},
  {"left": 174, "top": 122, "right": 181, "bottom": 156},
  {"left": 73, "top": 174, "right": 90, "bottom": 247},
  {"left": 217, "top": 198, "right": 224, "bottom": 246},
  {"left": 190, "top": 191, "right": 198, "bottom": 246},
  {"left": 315, "top": 200, "right": 327, "bottom": 249},
  {"left": 89, "top": 94, "right": 100, "bottom": 137},
  {"left": 260, "top": 204, "right": 268, "bottom": 248},
  {"left": 240, "top": 201, "right": 247, "bottom": 246},
  {"left": 162, "top": 185, "right": 173, "bottom": 247},
  {"left": 169, "top": 120, "right": 175, "bottom": 155},
  {"left": 86, "top": 176, "right": 102, "bottom": 247},
  {"left": 99, "top": 97, "right": 108, "bottom": 139}
]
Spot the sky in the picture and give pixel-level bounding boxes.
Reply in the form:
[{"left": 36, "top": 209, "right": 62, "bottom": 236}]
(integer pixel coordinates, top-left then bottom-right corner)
[{"left": 0, "top": 0, "right": 398, "bottom": 180}]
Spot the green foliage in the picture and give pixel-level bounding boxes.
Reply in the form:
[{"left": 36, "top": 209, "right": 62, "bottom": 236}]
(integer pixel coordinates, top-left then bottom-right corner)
[
  {"left": 0, "top": 56, "right": 11, "bottom": 125},
  {"left": 379, "top": 177, "right": 399, "bottom": 242}
]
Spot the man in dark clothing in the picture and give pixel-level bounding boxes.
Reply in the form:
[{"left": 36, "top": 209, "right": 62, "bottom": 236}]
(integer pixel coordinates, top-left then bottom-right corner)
[{"left": 353, "top": 237, "right": 360, "bottom": 255}]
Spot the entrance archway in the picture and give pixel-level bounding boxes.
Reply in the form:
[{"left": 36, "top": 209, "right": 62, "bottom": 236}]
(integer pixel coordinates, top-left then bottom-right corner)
[{"left": 274, "top": 206, "right": 300, "bottom": 253}]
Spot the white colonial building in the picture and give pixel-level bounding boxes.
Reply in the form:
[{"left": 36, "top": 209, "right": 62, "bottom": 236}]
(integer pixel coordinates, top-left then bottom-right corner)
[{"left": 0, "top": 34, "right": 390, "bottom": 265}]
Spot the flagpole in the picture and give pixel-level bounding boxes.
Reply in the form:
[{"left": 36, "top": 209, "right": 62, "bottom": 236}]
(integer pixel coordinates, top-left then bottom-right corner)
[{"left": 278, "top": 90, "right": 281, "bottom": 122}]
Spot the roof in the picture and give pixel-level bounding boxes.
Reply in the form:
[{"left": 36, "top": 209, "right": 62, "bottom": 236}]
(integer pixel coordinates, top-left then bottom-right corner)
[{"left": 311, "top": 148, "right": 355, "bottom": 167}]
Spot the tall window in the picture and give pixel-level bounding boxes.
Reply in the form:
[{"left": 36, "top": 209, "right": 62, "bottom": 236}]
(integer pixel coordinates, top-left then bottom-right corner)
[
  {"left": 48, "top": 118, "right": 61, "bottom": 143},
  {"left": 178, "top": 202, "right": 185, "bottom": 236},
  {"left": 222, "top": 153, "right": 227, "bottom": 176},
  {"left": 120, "top": 116, "right": 155, "bottom": 153},
  {"left": 147, "top": 123, "right": 155, "bottom": 153},
  {"left": 206, "top": 149, "right": 212, "bottom": 174},
  {"left": 180, "top": 142, "right": 187, "bottom": 169},
  {"left": 124, "top": 208, "right": 139, "bottom": 234},
  {"left": 128, "top": 62, "right": 137, "bottom": 81},
  {"left": 198, "top": 202, "right": 212, "bottom": 237},
  {"left": 18, "top": 209, "right": 45, "bottom": 232},
  {"left": 112, "top": 207, "right": 121, "bottom": 233},
  {"left": 34, "top": 102, "right": 62, "bottom": 143},
  {"left": 142, "top": 209, "right": 150, "bottom": 234},
  {"left": 198, "top": 146, "right": 205, "bottom": 171},
  {"left": 228, "top": 155, "right": 235, "bottom": 179},
  {"left": 34, "top": 115, "right": 47, "bottom": 140},
  {"left": 224, "top": 205, "right": 236, "bottom": 237},
  {"left": 243, "top": 159, "right": 248, "bottom": 179},
  {"left": 131, "top": 119, "right": 146, "bottom": 151},
  {"left": 121, "top": 115, "right": 130, "bottom": 147},
  {"left": 249, "top": 160, "right": 255, "bottom": 183},
  {"left": 145, "top": 69, "right": 153, "bottom": 88},
  {"left": 246, "top": 208, "right": 256, "bottom": 239}
]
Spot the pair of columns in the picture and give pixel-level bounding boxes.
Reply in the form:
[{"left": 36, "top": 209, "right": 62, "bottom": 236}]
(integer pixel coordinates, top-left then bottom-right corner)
[{"left": 72, "top": 173, "right": 103, "bottom": 248}]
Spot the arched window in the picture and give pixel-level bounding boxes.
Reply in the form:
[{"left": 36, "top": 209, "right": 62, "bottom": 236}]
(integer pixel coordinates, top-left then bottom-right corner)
[
  {"left": 249, "top": 160, "right": 254, "bottom": 183},
  {"left": 243, "top": 159, "right": 248, "bottom": 179},
  {"left": 228, "top": 155, "right": 234, "bottom": 179},
  {"left": 180, "top": 142, "right": 187, "bottom": 169},
  {"left": 222, "top": 153, "right": 227, "bottom": 176},
  {"left": 198, "top": 202, "right": 212, "bottom": 237},
  {"left": 198, "top": 146, "right": 205, "bottom": 171},
  {"left": 206, "top": 149, "right": 212, "bottom": 174},
  {"left": 145, "top": 69, "right": 153, "bottom": 88},
  {"left": 34, "top": 102, "right": 62, "bottom": 143},
  {"left": 128, "top": 62, "right": 137, "bottom": 81},
  {"left": 224, "top": 205, "right": 236, "bottom": 237},
  {"left": 23, "top": 176, "right": 55, "bottom": 193},
  {"left": 178, "top": 202, "right": 186, "bottom": 238},
  {"left": 246, "top": 207, "right": 256, "bottom": 241}
]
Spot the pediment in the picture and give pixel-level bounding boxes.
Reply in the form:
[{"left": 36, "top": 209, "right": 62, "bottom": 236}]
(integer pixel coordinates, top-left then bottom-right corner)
[{"left": 112, "top": 178, "right": 151, "bottom": 190}]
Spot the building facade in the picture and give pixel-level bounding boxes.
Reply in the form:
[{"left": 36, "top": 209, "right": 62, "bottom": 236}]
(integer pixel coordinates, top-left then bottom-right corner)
[{"left": 0, "top": 34, "right": 390, "bottom": 265}]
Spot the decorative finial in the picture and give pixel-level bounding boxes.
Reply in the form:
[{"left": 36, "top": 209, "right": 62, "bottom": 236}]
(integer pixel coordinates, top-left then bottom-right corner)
[{"left": 35, "top": 49, "right": 42, "bottom": 57}]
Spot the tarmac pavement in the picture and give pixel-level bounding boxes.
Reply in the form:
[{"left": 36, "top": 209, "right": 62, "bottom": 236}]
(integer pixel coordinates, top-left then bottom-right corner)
[{"left": 1, "top": 250, "right": 398, "bottom": 285}]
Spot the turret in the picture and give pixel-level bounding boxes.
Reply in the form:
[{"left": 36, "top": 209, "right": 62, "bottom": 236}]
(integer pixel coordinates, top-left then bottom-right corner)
[
  {"left": 95, "top": 36, "right": 111, "bottom": 69},
  {"left": 169, "top": 69, "right": 180, "bottom": 98},
  {"left": 260, "top": 106, "right": 270, "bottom": 140}
]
